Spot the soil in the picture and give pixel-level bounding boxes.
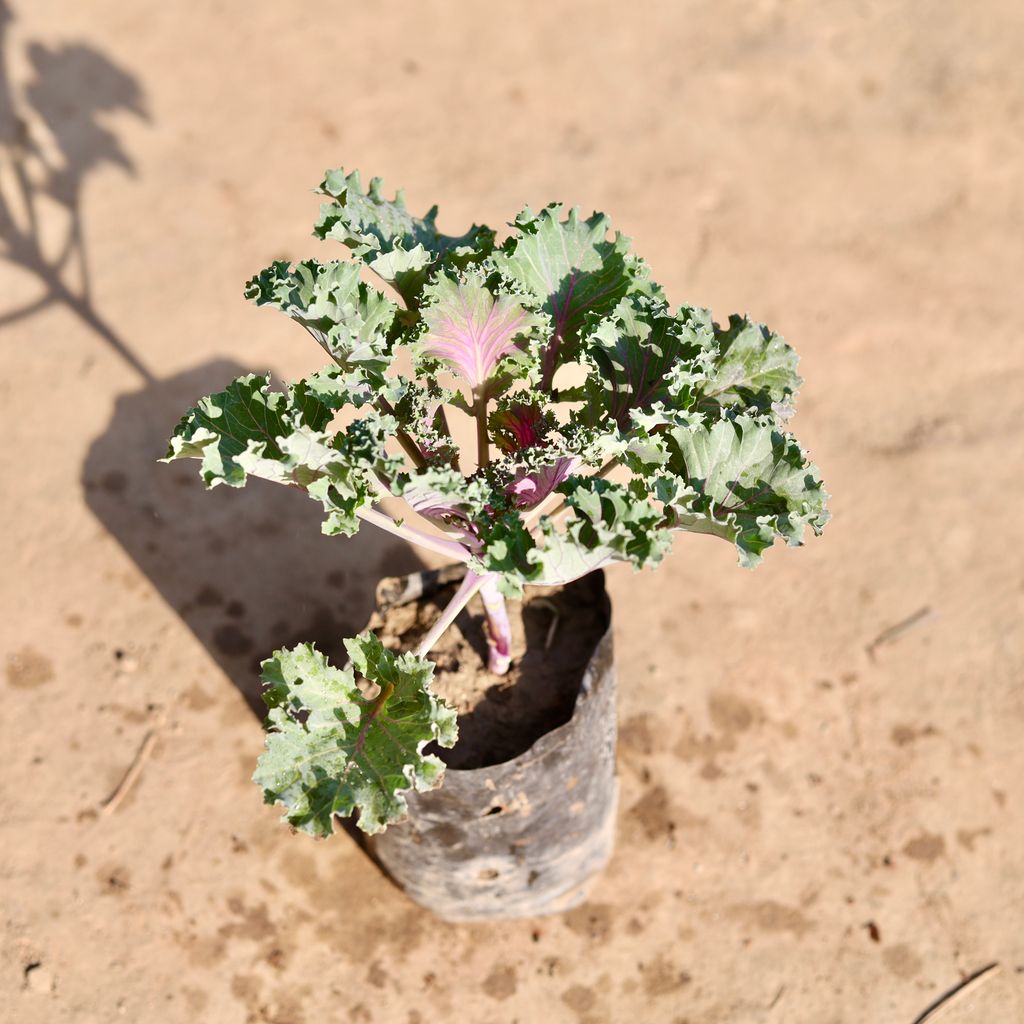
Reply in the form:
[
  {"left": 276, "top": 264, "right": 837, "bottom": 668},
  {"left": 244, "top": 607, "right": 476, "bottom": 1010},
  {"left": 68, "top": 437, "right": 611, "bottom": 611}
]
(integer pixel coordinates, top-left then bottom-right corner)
[
  {"left": 367, "top": 571, "right": 610, "bottom": 770},
  {"left": 4, "top": 2, "right": 1024, "bottom": 1023}
]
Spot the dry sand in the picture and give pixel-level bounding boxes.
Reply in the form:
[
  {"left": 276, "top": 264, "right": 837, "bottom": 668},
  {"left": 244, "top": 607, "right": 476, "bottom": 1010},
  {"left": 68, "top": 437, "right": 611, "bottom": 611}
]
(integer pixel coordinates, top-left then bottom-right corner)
[{"left": 2, "top": 1, "right": 1023, "bottom": 1021}]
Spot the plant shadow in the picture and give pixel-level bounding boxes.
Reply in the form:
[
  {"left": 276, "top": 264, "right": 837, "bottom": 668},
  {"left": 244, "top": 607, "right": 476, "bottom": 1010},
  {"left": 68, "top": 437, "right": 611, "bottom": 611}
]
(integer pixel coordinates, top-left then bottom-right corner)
[
  {"left": 82, "top": 359, "right": 424, "bottom": 715},
  {"left": 0, "top": 0, "right": 151, "bottom": 377}
]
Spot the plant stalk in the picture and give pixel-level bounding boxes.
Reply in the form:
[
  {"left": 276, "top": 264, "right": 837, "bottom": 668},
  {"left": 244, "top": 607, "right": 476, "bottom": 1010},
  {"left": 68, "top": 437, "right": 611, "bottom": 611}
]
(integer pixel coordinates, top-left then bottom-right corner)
[
  {"left": 357, "top": 507, "right": 471, "bottom": 563},
  {"left": 473, "top": 388, "right": 490, "bottom": 470},
  {"left": 375, "top": 394, "right": 428, "bottom": 470},
  {"left": 415, "top": 571, "right": 486, "bottom": 658},
  {"left": 478, "top": 575, "right": 513, "bottom": 675}
]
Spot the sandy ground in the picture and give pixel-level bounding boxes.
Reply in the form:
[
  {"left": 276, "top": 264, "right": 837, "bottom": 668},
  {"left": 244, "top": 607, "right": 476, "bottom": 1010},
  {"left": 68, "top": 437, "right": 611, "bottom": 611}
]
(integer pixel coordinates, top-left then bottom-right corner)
[{"left": 3, "top": 1, "right": 1024, "bottom": 1021}]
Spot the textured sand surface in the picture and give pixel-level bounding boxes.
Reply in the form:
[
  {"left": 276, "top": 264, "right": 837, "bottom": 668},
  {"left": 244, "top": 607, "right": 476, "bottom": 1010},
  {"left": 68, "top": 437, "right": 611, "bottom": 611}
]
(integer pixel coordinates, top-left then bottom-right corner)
[{"left": 2, "top": 2, "right": 1023, "bottom": 1021}]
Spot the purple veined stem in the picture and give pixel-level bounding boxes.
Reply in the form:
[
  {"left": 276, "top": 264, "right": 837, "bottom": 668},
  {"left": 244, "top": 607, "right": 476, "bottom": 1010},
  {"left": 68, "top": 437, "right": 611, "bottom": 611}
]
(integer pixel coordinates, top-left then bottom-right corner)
[
  {"left": 478, "top": 574, "right": 513, "bottom": 675},
  {"left": 415, "top": 571, "right": 486, "bottom": 659}
]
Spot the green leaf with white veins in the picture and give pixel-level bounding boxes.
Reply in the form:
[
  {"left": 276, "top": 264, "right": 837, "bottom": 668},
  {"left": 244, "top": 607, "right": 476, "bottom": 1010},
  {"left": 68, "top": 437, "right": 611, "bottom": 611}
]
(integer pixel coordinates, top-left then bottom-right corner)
[
  {"left": 574, "top": 295, "right": 715, "bottom": 428},
  {"left": 493, "top": 204, "right": 660, "bottom": 386},
  {"left": 254, "top": 635, "right": 457, "bottom": 837},
  {"left": 656, "top": 412, "right": 829, "bottom": 567},
  {"left": 314, "top": 168, "right": 495, "bottom": 307},
  {"left": 161, "top": 373, "right": 332, "bottom": 487},
  {"left": 698, "top": 315, "right": 802, "bottom": 419},
  {"left": 529, "top": 477, "right": 673, "bottom": 585},
  {"left": 239, "top": 414, "right": 401, "bottom": 537},
  {"left": 162, "top": 373, "right": 400, "bottom": 535},
  {"left": 245, "top": 259, "right": 398, "bottom": 380}
]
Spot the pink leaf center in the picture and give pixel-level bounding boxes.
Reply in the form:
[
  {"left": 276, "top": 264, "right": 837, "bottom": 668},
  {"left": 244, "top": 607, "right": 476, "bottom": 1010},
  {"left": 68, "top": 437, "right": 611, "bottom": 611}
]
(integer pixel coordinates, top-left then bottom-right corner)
[{"left": 420, "top": 278, "right": 536, "bottom": 390}]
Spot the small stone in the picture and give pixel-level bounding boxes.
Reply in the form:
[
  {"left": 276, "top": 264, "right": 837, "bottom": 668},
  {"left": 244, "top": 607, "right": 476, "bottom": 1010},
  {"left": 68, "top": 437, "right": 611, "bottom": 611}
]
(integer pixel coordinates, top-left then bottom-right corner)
[{"left": 25, "top": 963, "right": 54, "bottom": 994}]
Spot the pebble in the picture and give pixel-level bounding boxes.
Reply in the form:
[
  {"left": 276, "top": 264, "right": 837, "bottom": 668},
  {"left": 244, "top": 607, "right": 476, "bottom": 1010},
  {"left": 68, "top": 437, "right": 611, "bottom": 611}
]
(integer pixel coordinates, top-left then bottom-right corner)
[{"left": 25, "top": 964, "right": 54, "bottom": 994}]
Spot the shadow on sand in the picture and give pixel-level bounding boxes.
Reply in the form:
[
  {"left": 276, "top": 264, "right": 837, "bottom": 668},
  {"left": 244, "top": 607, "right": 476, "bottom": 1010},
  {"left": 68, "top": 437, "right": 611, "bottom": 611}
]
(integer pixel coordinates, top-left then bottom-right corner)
[
  {"left": 0, "top": 4, "right": 421, "bottom": 713},
  {"left": 85, "top": 364, "right": 424, "bottom": 857},
  {"left": 0, "top": 0, "right": 151, "bottom": 377},
  {"left": 82, "top": 359, "right": 424, "bottom": 715}
]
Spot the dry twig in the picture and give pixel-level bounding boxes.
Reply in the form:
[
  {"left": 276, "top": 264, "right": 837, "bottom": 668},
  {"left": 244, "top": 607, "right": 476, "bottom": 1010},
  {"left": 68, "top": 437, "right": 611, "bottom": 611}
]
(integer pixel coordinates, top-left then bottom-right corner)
[
  {"left": 99, "top": 710, "right": 166, "bottom": 816},
  {"left": 866, "top": 606, "right": 933, "bottom": 661},
  {"left": 530, "top": 598, "right": 561, "bottom": 650},
  {"left": 908, "top": 962, "right": 1000, "bottom": 1024}
]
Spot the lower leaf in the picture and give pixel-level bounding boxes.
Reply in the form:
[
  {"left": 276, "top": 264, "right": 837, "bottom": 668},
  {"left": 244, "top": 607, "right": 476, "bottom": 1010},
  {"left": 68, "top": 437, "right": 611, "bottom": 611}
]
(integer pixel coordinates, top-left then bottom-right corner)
[{"left": 253, "top": 635, "right": 457, "bottom": 836}]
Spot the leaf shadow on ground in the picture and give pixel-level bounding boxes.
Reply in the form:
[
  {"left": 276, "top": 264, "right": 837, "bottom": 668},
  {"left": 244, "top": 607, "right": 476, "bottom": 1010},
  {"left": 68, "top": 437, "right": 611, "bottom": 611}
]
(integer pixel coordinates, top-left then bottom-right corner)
[
  {"left": 0, "top": 0, "right": 151, "bottom": 377},
  {"left": 82, "top": 360, "right": 424, "bottom": 716}
]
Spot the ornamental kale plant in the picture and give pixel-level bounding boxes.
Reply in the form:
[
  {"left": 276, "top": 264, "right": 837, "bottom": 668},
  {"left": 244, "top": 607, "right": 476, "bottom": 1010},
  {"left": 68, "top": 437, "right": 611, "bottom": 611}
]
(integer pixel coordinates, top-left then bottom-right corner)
[{"left": 164, "top": 170, "right": 829, "bottom": 837}]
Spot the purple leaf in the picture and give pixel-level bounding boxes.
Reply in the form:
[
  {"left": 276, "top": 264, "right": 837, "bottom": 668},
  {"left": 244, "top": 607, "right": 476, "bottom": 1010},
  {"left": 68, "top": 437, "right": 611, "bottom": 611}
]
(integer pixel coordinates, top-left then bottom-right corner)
[
  {"left": 507, "top": 457, "right": 578, "bottom": 510},
  {"left": 491, "top": 402, "right": 549, "bottom": 454}
]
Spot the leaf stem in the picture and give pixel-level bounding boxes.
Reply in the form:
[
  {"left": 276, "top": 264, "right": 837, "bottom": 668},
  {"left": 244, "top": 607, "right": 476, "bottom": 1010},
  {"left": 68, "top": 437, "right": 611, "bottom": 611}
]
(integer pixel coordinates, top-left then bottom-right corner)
[
  {"left": 299, "top": 324, "right": 428, "bottom": 470},
  {"left": 375, "top": 394, "right": 428, "bottom": 470},
  {"left": 479, "top": 575, "right": 513, "bottom": 675},
  {"left": 357, "top": 507, "right": 471, "bottom": 563},
  {"left": 474, "top": 389, "right": 490, "bottom": 470},
  {"left": 415, "top": 571, "right": 486, "bottom": 658}
]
